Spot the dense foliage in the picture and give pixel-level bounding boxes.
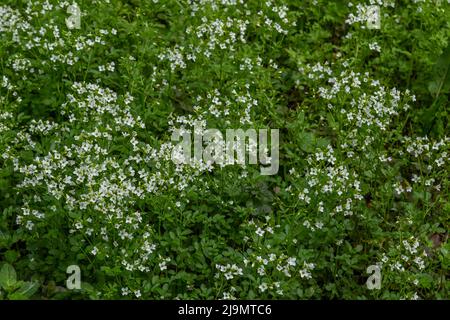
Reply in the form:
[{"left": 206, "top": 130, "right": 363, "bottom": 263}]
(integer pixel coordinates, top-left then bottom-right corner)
[{"left": 0, "top": 0, "right": 448, "bottom": 300}]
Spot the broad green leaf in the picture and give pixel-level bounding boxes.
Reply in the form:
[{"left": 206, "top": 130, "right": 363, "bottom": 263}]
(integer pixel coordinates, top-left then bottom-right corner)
[{"left": 0, "top": 263, "right": 17, "bottom": 289}]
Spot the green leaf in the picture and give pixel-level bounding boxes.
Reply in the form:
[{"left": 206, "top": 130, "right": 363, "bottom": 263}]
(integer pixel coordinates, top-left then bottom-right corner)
[
  {"left": 7, "top": 292, "right": 26, "bottom": 300},
  {"left": 4, "top": 250, "right": 19, "bottom": 263},
  {"left": 81, "top": 282, "right": 94, "bottom": 292},
  {"left": 417, "top": 274, "right": 434, "bottom": 289},
  {"left": 0, "top": 263, "right": 17, "bottom": 289},
  {"left": 326, "top": 112, "right": 337, "bottom": 130},
  {"left": 14, "top": 282, "right": 39, "bottom": 299},
  {"left": 428, "top": 46, "right": 450, "bottom": 97},
  {"left": 298, "top": 132, "right": 316, "bottom": 153}
]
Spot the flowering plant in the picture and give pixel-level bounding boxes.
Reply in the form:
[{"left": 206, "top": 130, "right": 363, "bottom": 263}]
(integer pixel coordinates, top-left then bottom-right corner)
[{"left": 0, "top": 0, "right": 448, "bottom": 300}]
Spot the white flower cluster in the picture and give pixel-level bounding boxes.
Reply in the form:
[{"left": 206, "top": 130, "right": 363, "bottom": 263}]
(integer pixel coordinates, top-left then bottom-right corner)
[
  {"left": 216, "top": 263, "right": 244, "bottom": 280},
  {"left": 0, "top": 3, "right": 111, "bottom": 69},
  {"left": 346, "top": 1, "right": 395, "bottom": 28},
  {"left": 7, "top": 82, "right": 203, "bottom": 273},
  {"left": 402, "top": 136, "right": 449, "bottom": 191},
  {"left": 304, "top": 61, "right": 415, "bottom": 133},
  {"left": 375, "top": 235, "right": 435, "bottom": 300},
  {"left": 287, "top": 144, "right": 363, "bottom": 219}
]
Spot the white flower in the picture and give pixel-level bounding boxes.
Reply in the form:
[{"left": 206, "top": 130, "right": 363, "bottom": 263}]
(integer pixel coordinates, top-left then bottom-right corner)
[
  {"left": 287, "top": 257, "right": 297, "bottom": 266},
  {"left": 256, "top": 227, "right": 265, "bottom": 237},
  {"left": 121, "top": 287, "right": 130, "bottom": 296},
  {"left": 258, "top": 283, "right": 268, "bottom": 292},
  {"left": 25, "top": 221, "right": 34, "bottom": 230},
  {"left": 299, "top": 269, "right": 312, "bottom": 279},
  {"left": 369, "top": 42, "right": 381, "bottom": 52},
  {"left": 134, "top": 290, "right": 141, "bottom": 298},
  {"left": 159, "top": 262, "right": 167, "bottom": 271},
  {"left": 257, "top": 266, "right": 265, "bottom": 276}
]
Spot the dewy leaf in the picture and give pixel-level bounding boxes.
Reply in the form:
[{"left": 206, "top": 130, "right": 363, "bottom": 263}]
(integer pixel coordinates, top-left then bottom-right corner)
[
  {"left": 428, "top": 46, "right": 450, "bottom": 97},
  {"left": 0, "top": 263, "right": 17, "bottom": 289}
]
